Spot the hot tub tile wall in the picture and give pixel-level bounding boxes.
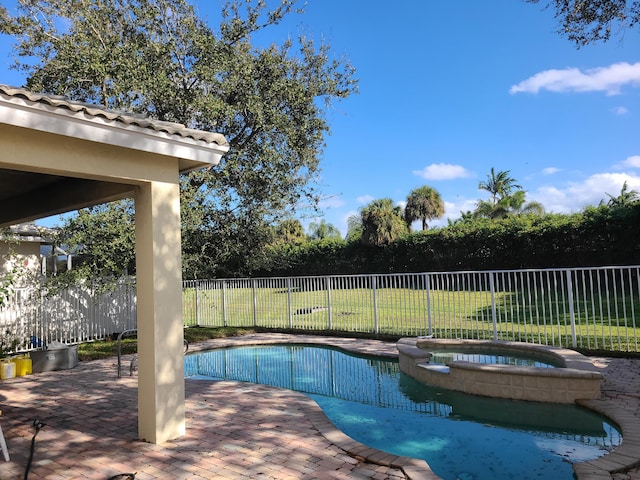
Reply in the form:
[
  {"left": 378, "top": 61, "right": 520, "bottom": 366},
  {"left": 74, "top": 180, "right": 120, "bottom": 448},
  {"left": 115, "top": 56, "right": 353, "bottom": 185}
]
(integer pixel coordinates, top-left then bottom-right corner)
[{"left": 397, "top": 338, "right": 603, "bottom": 404}]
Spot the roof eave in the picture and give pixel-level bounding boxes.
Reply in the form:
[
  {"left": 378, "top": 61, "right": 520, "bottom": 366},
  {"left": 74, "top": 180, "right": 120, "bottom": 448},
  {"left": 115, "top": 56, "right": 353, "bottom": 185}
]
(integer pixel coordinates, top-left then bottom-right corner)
[{"left": 0, "top": 92, "right": 230, "bottom": 172}]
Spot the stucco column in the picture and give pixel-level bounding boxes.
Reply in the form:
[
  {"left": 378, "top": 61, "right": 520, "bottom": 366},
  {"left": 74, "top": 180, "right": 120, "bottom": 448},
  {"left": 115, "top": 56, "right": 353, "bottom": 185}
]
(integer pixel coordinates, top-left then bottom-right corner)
[{"left": 135, "top": 179, "right": 185, "bottom": 443}]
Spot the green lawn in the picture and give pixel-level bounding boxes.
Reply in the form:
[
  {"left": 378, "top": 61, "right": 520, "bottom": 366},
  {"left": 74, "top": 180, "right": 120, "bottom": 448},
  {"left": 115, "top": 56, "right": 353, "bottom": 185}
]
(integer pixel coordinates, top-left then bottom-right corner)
[
  {"left": 182, "top": 285, "right": 640, "bottom": 353},
  {"left": 77, "top": 326, "right": 256, "bottom": 361}
]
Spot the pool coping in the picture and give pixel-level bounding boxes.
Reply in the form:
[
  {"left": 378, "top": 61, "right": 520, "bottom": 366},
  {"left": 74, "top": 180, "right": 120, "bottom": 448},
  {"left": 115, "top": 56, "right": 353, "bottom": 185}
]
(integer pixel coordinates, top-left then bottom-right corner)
[{"left": 187, "top": 333, "right": 640, "bottom": 480}]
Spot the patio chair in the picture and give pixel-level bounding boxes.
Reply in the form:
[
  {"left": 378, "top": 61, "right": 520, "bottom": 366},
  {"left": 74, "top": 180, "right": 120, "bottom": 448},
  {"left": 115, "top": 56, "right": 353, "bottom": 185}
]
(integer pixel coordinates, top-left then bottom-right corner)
[{"left": 0, "top": 409, "right": 9, "bottom": 461}]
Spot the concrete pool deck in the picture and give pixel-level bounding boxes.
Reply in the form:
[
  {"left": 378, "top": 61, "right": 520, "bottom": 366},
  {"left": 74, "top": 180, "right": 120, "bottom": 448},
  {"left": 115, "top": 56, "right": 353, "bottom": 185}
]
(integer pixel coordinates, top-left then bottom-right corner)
[{"left": 0, "top": 333, "right": 638, "bottom": 480}]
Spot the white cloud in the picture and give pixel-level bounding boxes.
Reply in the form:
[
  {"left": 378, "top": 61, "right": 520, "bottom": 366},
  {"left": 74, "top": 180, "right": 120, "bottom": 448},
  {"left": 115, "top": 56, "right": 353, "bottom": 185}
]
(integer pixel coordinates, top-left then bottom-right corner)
[
  {"left": 412, "top": 163, "right": 473, "bottom": 180},
  {"left": 528, "top": 172, "right": 640, "bottom": 212},
  {"left": 356, "top": 194, "right": 375, "bottom": 204},
  {"left": 614, "top": 155, "right": 640, "bottom": 170},
  {"left": 510, "top": 62, "right": 640, "bottom": 95},
  {"left": 611, "top": 106, "right": 629, "bottom": 115},
  {"left": 542, "top": 167, "right": 561, "bottom": 175},
  {"left": 446, "top": 198, "right": 477, "bottom": 216}
]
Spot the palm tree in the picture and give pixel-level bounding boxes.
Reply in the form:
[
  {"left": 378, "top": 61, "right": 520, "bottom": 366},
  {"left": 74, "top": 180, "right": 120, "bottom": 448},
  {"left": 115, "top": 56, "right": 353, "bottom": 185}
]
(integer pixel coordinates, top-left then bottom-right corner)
[
  {"left": 474, "top": 198, "right": 509, "bottom": 219},
  {"left": 273, "top": 219, "right": 306, "bottom": 244},
  {"left": 345, "top": 214, "right": 363, "bottom": 242},
  {"left": 474, "top": 169, "right": 544, "bottom": 219},
  {"left": 360, "top": 198, "right": 407, "bottom": 246},
  {"left": 606, "top": 181, "right": 639, "bottom": 207},
  {"left": 404, "top": 186, "right": 445, "bottom": 231},
  {"left": 507, "top": 190, "right": 545, "bottom": 216},
  {"left": 307, "top": 220, "right": 342, "bottom": 240},
  {"left": 478, "top": 168, "right": 521, "bottom": 205},
  {"left": 474, "top": 190, "right": 545, "bottom": 219}
]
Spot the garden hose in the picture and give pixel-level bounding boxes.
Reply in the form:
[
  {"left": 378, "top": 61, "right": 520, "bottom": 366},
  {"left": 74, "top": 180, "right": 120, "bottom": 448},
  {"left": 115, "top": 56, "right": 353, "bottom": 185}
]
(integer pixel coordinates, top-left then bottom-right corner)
[
  {"left": 23, "top": 419, "right": 45, "bottom": 480},
  {"left": 22, "top": 417, "right": 136, "bottom": 480}
]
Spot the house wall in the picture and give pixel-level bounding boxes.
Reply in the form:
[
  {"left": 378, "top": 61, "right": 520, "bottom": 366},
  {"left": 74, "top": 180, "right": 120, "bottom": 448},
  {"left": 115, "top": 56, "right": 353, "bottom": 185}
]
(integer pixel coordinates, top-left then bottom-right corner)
[{"left": 0, "top": 241, "right": 42, "bottom": 286}]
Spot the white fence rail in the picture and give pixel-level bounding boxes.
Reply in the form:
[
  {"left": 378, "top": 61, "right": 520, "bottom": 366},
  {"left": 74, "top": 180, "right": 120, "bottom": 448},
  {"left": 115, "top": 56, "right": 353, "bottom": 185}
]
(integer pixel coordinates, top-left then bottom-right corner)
[
  {"left": 184, "top": 266, "right": 640, "bottom": 352},
  {"left": 0, "top": 278, "right": 137, "bottom": 353},
  {"left": 1, "top": 266, "right": 639, "bottom": 354}
]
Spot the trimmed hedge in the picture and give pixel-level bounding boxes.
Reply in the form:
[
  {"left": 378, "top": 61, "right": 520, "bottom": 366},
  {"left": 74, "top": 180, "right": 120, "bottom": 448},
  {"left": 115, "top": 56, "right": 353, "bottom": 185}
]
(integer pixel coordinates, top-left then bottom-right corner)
[{"left": 253, "top": 204, "right": 640, "bottom": 277}]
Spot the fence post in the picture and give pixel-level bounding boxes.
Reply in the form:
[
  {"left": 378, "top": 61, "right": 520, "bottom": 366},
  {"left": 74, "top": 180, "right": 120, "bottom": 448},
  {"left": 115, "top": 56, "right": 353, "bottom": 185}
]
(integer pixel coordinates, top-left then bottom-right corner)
[
  {"left": 287, "top": 277, "right": 293, "bottom": 328},
  {"left": 222, "top": 281, "right": 228, "bottom": 327},
  {"left": 372, "top": 275, "right": 379, "bottom": 334},
  {"left": 326, "top": 276, "right": 333, "bottom": 330},
  {"left": 195, "top": 281, "right": 201, "bottom": 327},
  {"left": 40, "top": 287, "right": 47, "bottom": 347},
  {"left": 424, "top": 274, "right": 432, "bottom": 336},
  {"left": 566, "top": 270, "right": 577, "bottom": 348},
  {"left": 489, "top": 272, "right": 498, "bottom": 340},
  {"left": 252, "top": 279, "right": 258, "bottom": 327}
]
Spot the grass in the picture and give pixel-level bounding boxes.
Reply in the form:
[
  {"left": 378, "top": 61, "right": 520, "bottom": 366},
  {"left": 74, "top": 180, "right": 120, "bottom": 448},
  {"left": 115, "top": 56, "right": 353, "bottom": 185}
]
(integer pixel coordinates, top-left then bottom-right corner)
[
  {"left": 181, "top": 284, "right": 640, "bottom": 352},
  {"left": 78, "top": 279, "right": 640, "bottom": 361},
  {"left": 76, "top": 324, "right": 640, "bottom": 362},
  {"left": 78, "top": 337, "right": 139, "bottom": 361},
  {"left": 77, "top": 327, "right": 257, "bottom": 361}
]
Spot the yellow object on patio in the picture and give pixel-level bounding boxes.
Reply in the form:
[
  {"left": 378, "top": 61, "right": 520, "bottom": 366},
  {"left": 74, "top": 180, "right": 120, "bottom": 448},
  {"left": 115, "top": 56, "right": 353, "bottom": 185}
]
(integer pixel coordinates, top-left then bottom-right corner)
[
  {"left": 0, "top": 361, "right": 15, "bottom": 380},
  {"left": 13, "top": 356, "right": 32, "bottom": 377}
]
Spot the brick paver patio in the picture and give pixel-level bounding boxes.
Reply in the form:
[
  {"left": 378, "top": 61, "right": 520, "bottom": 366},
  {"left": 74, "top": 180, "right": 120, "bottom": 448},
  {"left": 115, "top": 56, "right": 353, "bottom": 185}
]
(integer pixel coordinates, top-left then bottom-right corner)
[{"left": 0, "top": 334, "right": 638, "bottom": 480}]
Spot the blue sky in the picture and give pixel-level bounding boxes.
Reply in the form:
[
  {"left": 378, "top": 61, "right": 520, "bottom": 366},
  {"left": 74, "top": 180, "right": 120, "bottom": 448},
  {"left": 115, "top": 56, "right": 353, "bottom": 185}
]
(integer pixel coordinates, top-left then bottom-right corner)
[{"left": 1, "top": 1, "right": 639, "bottom": 234}]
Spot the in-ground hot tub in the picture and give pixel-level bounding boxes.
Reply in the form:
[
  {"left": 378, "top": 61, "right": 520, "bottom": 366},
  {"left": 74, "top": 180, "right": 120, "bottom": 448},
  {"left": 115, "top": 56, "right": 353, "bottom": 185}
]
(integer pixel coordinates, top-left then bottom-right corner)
[{"left": 397, "top": 338, "right": 602, "bottom": 403}]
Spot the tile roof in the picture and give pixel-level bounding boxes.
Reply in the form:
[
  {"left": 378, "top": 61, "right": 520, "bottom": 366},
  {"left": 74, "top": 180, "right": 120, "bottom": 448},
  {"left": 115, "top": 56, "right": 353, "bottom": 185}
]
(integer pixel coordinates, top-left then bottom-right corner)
[{"left": 0, "top": 84, "right": 228, "bottom": 148}]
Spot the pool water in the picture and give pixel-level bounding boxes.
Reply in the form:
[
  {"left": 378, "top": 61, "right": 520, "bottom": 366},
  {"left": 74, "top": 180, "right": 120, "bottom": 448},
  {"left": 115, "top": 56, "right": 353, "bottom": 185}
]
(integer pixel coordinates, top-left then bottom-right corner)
[
  {"left": 184, "top": 344, "right": 621, "bottom": 480},
  {"left": 426, "top": 350, "right": 560, "bottom": 368}
]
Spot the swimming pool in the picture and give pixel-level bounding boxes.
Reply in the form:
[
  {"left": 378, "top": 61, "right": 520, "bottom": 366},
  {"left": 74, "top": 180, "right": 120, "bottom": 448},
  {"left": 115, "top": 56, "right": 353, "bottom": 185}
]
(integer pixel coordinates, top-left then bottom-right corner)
[{"left": 184, "top": 344, "right": 621, "bottom": 480}]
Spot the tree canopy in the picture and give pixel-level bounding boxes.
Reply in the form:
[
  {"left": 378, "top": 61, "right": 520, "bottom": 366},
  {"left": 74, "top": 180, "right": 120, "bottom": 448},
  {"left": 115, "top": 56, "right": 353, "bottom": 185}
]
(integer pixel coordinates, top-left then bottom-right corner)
[
  {"left": 54, "top": 202, "right": 137, "bottom": 282},
  {"left": 345, "top": 214, "right": 363, "bottom": 243},
  {"left": 527, "top": 0, "right": 640, "bottom": 46},
  {"left": 404, "top": 185, "right": 444, "bottom": 231},
  {"left": 307, "top": 219, "right": 342, "bottom": 241},
  {"left": 605, "top": 181, "right": 640, "bottom": 207},
  {"left": 473, "top": 168, "right": 544, "bottom": 219},
  {"left": 359, "top": 198, "right": 407, "bottom": 246},
  {"left": 478, "top": 168, "right": 521, "bottom": 205},
  {"left": 0, "top": 0, "right": 358, "bottom": 278},
  {"left": 272, "top": 219, "right": 307, "bottom": 245}
]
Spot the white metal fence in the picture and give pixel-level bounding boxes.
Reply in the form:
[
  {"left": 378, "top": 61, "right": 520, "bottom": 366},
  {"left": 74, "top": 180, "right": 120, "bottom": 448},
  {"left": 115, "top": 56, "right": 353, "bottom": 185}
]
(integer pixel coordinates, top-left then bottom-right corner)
[
  {"left": 2, "top": 266, "right": 639, "bottom": 354},
  {"left": 184, "top": 266, "right": 640, "bottom": 352},
  {"left": 0, "top": 278, "right": 137, "bottom": 353}
]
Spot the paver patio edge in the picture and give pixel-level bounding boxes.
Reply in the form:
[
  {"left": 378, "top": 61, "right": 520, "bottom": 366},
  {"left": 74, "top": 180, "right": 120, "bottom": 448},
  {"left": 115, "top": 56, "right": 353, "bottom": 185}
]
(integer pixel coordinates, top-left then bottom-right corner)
[{"left": 191, "top": 333, "right": 640, "bottom": 480}]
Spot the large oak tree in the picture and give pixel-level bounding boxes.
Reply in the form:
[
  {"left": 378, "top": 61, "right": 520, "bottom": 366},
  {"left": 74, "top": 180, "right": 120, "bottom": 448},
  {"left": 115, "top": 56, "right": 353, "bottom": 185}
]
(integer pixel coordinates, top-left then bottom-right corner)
[{"left": 0, "top": 0, "right": 357, "bottom": 278}]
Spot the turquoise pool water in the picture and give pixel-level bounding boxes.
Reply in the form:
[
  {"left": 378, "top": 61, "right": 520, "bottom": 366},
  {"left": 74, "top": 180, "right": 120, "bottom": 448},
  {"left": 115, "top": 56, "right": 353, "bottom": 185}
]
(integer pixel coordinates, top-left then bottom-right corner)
[
  {"left": 184, "top": 344, "right": 621, "bottom": 480},
  {"left": 425, "top": 349, "right": 561, "bottom": 368}
]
